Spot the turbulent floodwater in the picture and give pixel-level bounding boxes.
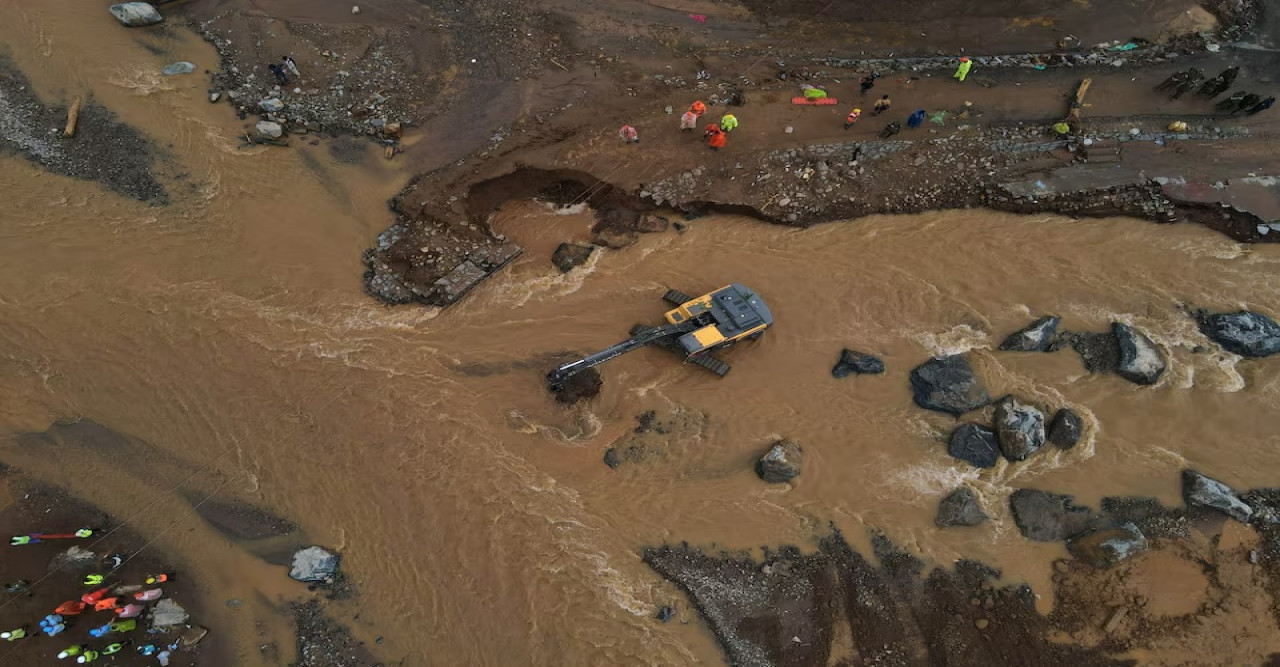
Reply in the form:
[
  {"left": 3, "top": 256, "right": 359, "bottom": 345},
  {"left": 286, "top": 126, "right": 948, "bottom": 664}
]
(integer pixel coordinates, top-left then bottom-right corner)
[{"left": 4, "top": 3, "right": 1280, "bottom": 665}]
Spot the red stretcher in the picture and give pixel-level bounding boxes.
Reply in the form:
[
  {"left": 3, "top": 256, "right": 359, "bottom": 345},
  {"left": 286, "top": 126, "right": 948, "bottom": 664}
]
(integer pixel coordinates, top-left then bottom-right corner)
[{"left": 791, "top": 97, "right": 838, "bottom": 105}]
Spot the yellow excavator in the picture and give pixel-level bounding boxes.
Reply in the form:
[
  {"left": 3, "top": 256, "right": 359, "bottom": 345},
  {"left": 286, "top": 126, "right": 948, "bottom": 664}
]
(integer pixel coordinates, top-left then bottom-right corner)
[{"left": 547, "top": 283, "right": 772, "bottom": 390}]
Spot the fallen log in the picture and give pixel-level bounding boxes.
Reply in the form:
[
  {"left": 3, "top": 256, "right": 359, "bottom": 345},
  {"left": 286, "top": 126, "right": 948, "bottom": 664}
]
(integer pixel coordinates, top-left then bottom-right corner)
[
  {"left": 1063, "top": 78, "right": 1091, "bottom": 130},
  {"left": 63, "top": 97, "right": 82, "bottom": 138}
]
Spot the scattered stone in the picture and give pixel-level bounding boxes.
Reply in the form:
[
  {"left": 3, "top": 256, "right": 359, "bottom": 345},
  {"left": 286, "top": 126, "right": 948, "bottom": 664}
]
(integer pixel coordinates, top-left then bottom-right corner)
[
  {"left": 1067, "top": 523, "right": 1147, "bottom": 568},
  {"left": 209, "top": 91, "right": 222, "bottom": 103},
  {"left": 1113, "top": 323, "right": 1165, "bottom": 385},
  {"left": 1103, "top": 607, "right": 1127, "bottom": 633},
  {"left": 1047, "top": 408, "right": 1083, "bottom": 449},
  {"left": 998, "top": 316, "right": 1061, "bottom": 352},
  {"left": 1197, "top": 310, "right": 1280, "bottom": 357},
  {"left": 48, "top": 546, "right": 98, "bottom": 574},
  {"left": 1182, "top": 469, "right": 1253, "bottom": 522},
  {"left": 259, "top": 98, "right": 285, "bottom": 113},
  {"left": 150, "top": 598, "right": 189, "bottom": 627},
  {"left": 756, "top": 439, "right": 803, "bottom": 483},
  {"left": 1064, "top": 330, "right": 1120, "bottom": 373},
  {"left": 161, "top": 62, "right": 195, "bottom": 76},
  {"left": 226, "top": 598, "right": 244, "bottom": 608},
  {"left": 551, "top": 243, "right": 594, "bottom": 272},
  {"left": 635, "top": 215, "right": 669, "bottom": 233},
  {"left": 180, "top": 625, "right": 210, "bottom": 649},
  {"left": 975, "top": 618, "right": 989, "bottom": 630},
  {"left": 993, "top": 396, "right": 1045, "bottom": 462},
  {"left": 256, "top": 121, "right": 283, "bottom": 139},
  {"left": 109, "top": 2, "right": 163, "bottom": 27},
  {"left": 935, "top": 488, "right": 988, "bottom": 527},
  {"left": 947, "top": 423, "right": 1000, "bottom": 468},
  {"left": 594, "top": 228, "right": 637, "bottom": 249},
  {"left": 908, "top": 355, "right": 990, "bottom": 416},
  {"left": 1010, "top": 489, "right": 1097, "bottom": 542},
  {"left": 831, "top": 349, "right": 884, "bottom": 378},
  {"left": 290, "top": 546, "right": 340, "bottom": 582}
]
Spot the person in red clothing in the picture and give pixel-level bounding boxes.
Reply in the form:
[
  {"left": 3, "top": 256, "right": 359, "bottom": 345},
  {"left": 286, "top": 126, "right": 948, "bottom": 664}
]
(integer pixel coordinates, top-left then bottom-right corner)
[
  {"left": 704, "top": 123, "right": 726, "bottom": 150},
  {"left": 81, "top": 588, "right": 110, "bottom": 605},
  {"left": 92, "top": 597, "right": 119, "bottom": 612},
  {"left": 689, "top": 100, "right": 707, "bottom": 118},
  {"left": 54, "top": 600, "right": 87, "bottom": 616}
]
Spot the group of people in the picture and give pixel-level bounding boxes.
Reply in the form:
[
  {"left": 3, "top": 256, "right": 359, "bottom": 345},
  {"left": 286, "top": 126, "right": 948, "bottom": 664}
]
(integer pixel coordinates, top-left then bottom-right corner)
[
  {"left": 619, "top": 99, "right": 740, "bottom": 150},
  {"left": 4, "top": 534, "right": 178, "bottom": 664},
  {"left": 1156, "top": 65, "right": 1273, "bottom": 115}
]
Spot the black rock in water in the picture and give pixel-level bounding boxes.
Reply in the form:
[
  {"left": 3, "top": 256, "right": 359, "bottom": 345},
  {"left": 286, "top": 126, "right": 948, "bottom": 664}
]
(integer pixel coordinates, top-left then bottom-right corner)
[
  {"left": 935, "top": 488, "right": 988, "bottom": 527},
  {"left": 1047, "top": 408, "right": 1083, "bottom": 449},
  {"left": 1063, "top": 330, "right": 1120, "bottom": 373},
  {"left": 756, "top": 440, "right": 803, "bottom": 483},
  {"left": 603, "top": 448, "right": 621, "bottom": 469},
  {"left": 909, "top": 355, "right": 990, "bottom": 416},
  {"left": 551, "top": 367, "right": 602, "bottom": 404},
  {"left": 1113, "top": 323, "right": 1166, "bottom": 385},
  {"left": 1067, "top": 523, "right": 1147, "bottom": 568},
  {"left": 1100, "top": 496, "right": 1189, "bottom": 540},
  {"left": 998, "top": 316, "right": 1061, "bottom": 352},
  {"left": 551, "top": 243, "right": 594, "bottom": 273},
  {"left": 290, "top": 546, "right": 340, "bottom": 583},
  {"left": 1197, "top": 310, "right": 1280, "bottom": 357},
  {"left": 656, "top": 606, "right": 675, "bottom": 622},
  {"left": 832, "top": 349, "right": 885, "bottom": 378},
  {"left": 1010, "top": 489, "right": 1097, "bottom": 542},
  {"left": 947, "top": 423, "right": 1000, "bottom": 468},
  {"left": 994, "top": 396, "right": 1045, "bottom": 462},
  {"left": 1182, "top": 469, "right": 1253, "bottom": 522}
]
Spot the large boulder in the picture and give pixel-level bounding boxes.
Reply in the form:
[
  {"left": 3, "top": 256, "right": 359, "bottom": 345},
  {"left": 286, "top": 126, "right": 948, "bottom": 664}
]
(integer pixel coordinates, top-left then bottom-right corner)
[
  {"left": 1182, "top": 469, "right": 1252, "bottom": 522},
  {"left": 756, "top": 440, "right": 803, "bottom": 483},
  {"left": 947, "top": 423, "right": 1000, "bottom": 468},
  {"left": 935, "top": 488, "right": 988, "bottom": 527},
  {"left": 998, "top": 316, "right": 1061, "bottom": 352},
  {"left": 994, "top": 396, "right": 1045, "bottom": 462},
  {"left": 908, "top": 355, "right": 990, "bottom": 416},
  {"left": 150, "top": 599, "right": 189, "bottom": 628},
  {"left": 1198, "top": 310, "right": 1280, "bottom": 357},
  {"left": 1010, "top": 489, "right": 1097, "bottom": 542},
  {"left": 290, "top": 546, "right": 341, "bottom": 583},
  {"left": 109, "top": 2, "right": 163, "bottom": 27},
  {"left": 256, "top": 121, "right": 283, "bottom": 139},
  {"left": 551, "top": 243, "right": 594, "bottom": 273},
  {"left": 1067, "top": 523, "right": 1147, "bottom": 568},
  {"left": 1113, "top": 323, "right": 1165, "bottom": 385},
  {"left": 831, "top": 349, "right": 884, "bottom": 378},
  {"left": 1047, "top": 408, "right": 1083, "bottom": 449},
  {"left": 550, "top": 367, "right": 602, "bottom": 404}
]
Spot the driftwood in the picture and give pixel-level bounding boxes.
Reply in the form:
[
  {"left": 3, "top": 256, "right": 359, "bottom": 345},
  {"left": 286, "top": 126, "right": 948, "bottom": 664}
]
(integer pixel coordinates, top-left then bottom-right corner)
[
  {"left": 1063, "top": 78, "right": 1091, "bottom": 130},
  {"left": 63, "top": 97, "right": 82, "bottom": 138}
]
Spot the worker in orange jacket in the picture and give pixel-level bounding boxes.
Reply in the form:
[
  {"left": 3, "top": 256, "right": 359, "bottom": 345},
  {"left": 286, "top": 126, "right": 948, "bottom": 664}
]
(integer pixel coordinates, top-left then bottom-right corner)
[{"left": 704, "top": 124, "right": 726, "bottom": 150}]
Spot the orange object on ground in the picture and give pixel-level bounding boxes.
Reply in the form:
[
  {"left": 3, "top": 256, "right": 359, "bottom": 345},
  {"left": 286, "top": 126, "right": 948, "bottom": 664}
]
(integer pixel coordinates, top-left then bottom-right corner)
[
  {"left": 81, "top": 588, "right": 110, "bottom": 605},
  {"left": 92, "top": 597, "right": 118, "bottom": 612},
  {"left": 54, "top": 601, "right": 87, "bottom": 616},
  {"left": 690, "top": 101, "right": 707, "bottom": 117},
  {"left": 791, "top": 97, "right": 838, "bottom": 105},
  {"left": 144, "top": 574, "right": 169, "bottom": 585}
]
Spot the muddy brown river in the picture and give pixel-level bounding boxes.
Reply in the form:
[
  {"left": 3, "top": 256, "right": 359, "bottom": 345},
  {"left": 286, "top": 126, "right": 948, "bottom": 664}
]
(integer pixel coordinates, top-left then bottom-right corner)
[{"left": 3, "top": 3, "right": 1280, "bottom": 665}]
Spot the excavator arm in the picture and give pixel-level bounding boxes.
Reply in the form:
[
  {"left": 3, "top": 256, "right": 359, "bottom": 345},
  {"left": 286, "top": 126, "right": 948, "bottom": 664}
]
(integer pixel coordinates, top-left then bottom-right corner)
[{"left": 547, "top": 322, "right": 697, "bottom": 389}]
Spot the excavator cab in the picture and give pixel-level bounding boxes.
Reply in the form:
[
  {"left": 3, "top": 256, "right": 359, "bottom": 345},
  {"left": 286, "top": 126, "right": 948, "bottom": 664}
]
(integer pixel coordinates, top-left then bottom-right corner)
[{"left": 547, "top": 284, "right": 772, "bottom": 391}]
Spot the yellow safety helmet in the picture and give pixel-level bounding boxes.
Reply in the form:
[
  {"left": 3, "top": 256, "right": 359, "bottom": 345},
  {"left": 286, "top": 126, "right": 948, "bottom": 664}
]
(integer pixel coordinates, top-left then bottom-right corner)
[{"left": 853, "top": 109, "right": 861, "bottom": 114}]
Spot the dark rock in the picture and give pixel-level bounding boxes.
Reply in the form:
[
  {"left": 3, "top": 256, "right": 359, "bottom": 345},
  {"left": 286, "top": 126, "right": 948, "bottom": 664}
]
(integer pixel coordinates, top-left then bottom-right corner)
[
  {"left": 656, "top": 606, "right": 675, "bottom": 622},
  {"left": 1047, "top": 408, "right": 1083, "bottom": 449},
  {"left": 593, "top": 228, "right": 637, "bottom": 249},
  {"left": 756, "top": 439, "right": 803, "bottom": 483},
  {"left": 1063, "top": 330, "right": 1120, "bottom": 373},
  {"left": 1100, "top": 496, "right": 1189, "bottom": 539},
  {"left": 1197, "top": 310, "right": 1280, "bottom": 357},
  {"left": 909, "top": 355, "right": 990, "bottom": 416},
  {"left": 290, "top": 546, "right": 340, "bottom": 583},
  {"left": 635, "top": 215, "right": 670, "bottom": 233},
  {"left": 191, "top": 498, "right": 298, "bottom": 541},
  {"left": 1067, "top": 523, "right": 1147, "bottom": 568},
  {"left": 1182, "top": 469, "right": 1252, "bottom": 522},
  {"left": 551, "top": 367, "right": 602, "bottom": 404},
  {"left": 1113, "top": 323, "right": 1166, "bottom": 385},
  {"left": 180, "top": 625, "right": 210, "bottom": 649},
  {"left": 994, "top": 396, "right": 1045, "bottom": 462},
  {"left": 1010, "top": 489, "right": 1097, "bottom": 542},
  {"left": 936, "top": 488, "right": 988, "bottom": 527},
  {"left": 551, "top": 243, "right": 594, "bottom": 272},
  {"left": 109, "top": 2, "right": 163, "bottom": 27},
  {"left": 603, "top": 448, "right": 620, "bottom": 469},
  {"left": 831, "top": 349, "right": 884, "bottom": 378},
  {"left": 998, "top": 316, "right": 1061, "bottom": 352},
  {"left": 947, "top": 423, "right": 1000, "bottom": 468}
]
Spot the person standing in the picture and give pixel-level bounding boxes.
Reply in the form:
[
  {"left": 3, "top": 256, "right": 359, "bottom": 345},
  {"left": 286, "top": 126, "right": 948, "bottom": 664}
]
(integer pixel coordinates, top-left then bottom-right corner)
[
  {"left": 859, "top": 73, "right": 878, "bottom": 95},
  {"left": 720, "top": 113, "right": 738, "bottom": 133},
  {"left": 872, "top": 94, "right": 891, "bottom": 116},
  {"left": 907, "top": 109, "right": 926, "bottom": 129},
  {"left": 1247, "top": 96, "right": 1275, "bottom": 115},
  {"left": 843, "top": 108, "right": 861, "bottom": 130},
  {"left": 618, "top": 125, "right": 639, "bottom": 143},
  {"left": 690, "top": 101, "right": 707, "bottom": 118},
  {"left": 704, "top": 124, "right": 726, "bottom": 150},
  {"left": 954, "top": 57, "right": 972, "bottom": 82},
  {"left": 680, "top": 110, "right": 698, "bottom": 131}
]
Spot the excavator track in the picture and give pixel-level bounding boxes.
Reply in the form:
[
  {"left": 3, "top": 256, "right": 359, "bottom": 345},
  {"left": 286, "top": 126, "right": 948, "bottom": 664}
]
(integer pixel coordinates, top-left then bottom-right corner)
[
  {"left": 688, "top": 353, "right": 731, "bottom": 377},
  {"left": 662, "top": 289, "right": 693, "bottom": 306}
]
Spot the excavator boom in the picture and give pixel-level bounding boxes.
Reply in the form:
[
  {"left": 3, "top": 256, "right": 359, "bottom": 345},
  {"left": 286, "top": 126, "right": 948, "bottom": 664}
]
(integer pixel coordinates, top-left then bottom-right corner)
[{"left": 547, "top": 321, "right": 696, "bottom": 389}]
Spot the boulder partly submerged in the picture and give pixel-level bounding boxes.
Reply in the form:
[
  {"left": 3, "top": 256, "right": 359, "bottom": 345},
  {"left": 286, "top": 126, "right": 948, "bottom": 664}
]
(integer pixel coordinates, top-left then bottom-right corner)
[
  {"left": 551, "top": 243, "right": 594, "bottom": 273},
  {"left": 290, "top": 546, "right": 341, "bottom": 583},
  {"left": 935, "top": 487, "right": 988, "bottom": 527},
  {"left": 998, "top": 316, "right": 1061, "bottom": 352},
  {"left": 1067, "top": 522, "right": 1148, "bottom": 568},
  {"left": 831, "top": 349, "right": 884, "bottom": 378},
  {"left": 1047, "top": 408, "right": 1083, "bottom": 449},
  {"left": 909, "top": 355, "right": 990, "bottom": 416},
  {"left": 1182, "top": 469, "right": 1253, "bottom": 522},
  {"left": 947, "top": 423, "right": 1000, "bottom": 468},
  {"left": 1113, "top": 323, "right": 1166, "bottom": 385},
  {"left": 1197, "top": 310, "right": 1280, "bottom": 357},
  {"left": 756, "top": 439, "right": 803, "bottom": 483},
  {"left": 1010, "top": 489, "right": 1097, "bottom": 542},
  {"left": 109, "top": 3, "right": 163, "bottom": 27},
  {"left": 994, "top": 396, "right": 1045, "bottom": 462}
]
